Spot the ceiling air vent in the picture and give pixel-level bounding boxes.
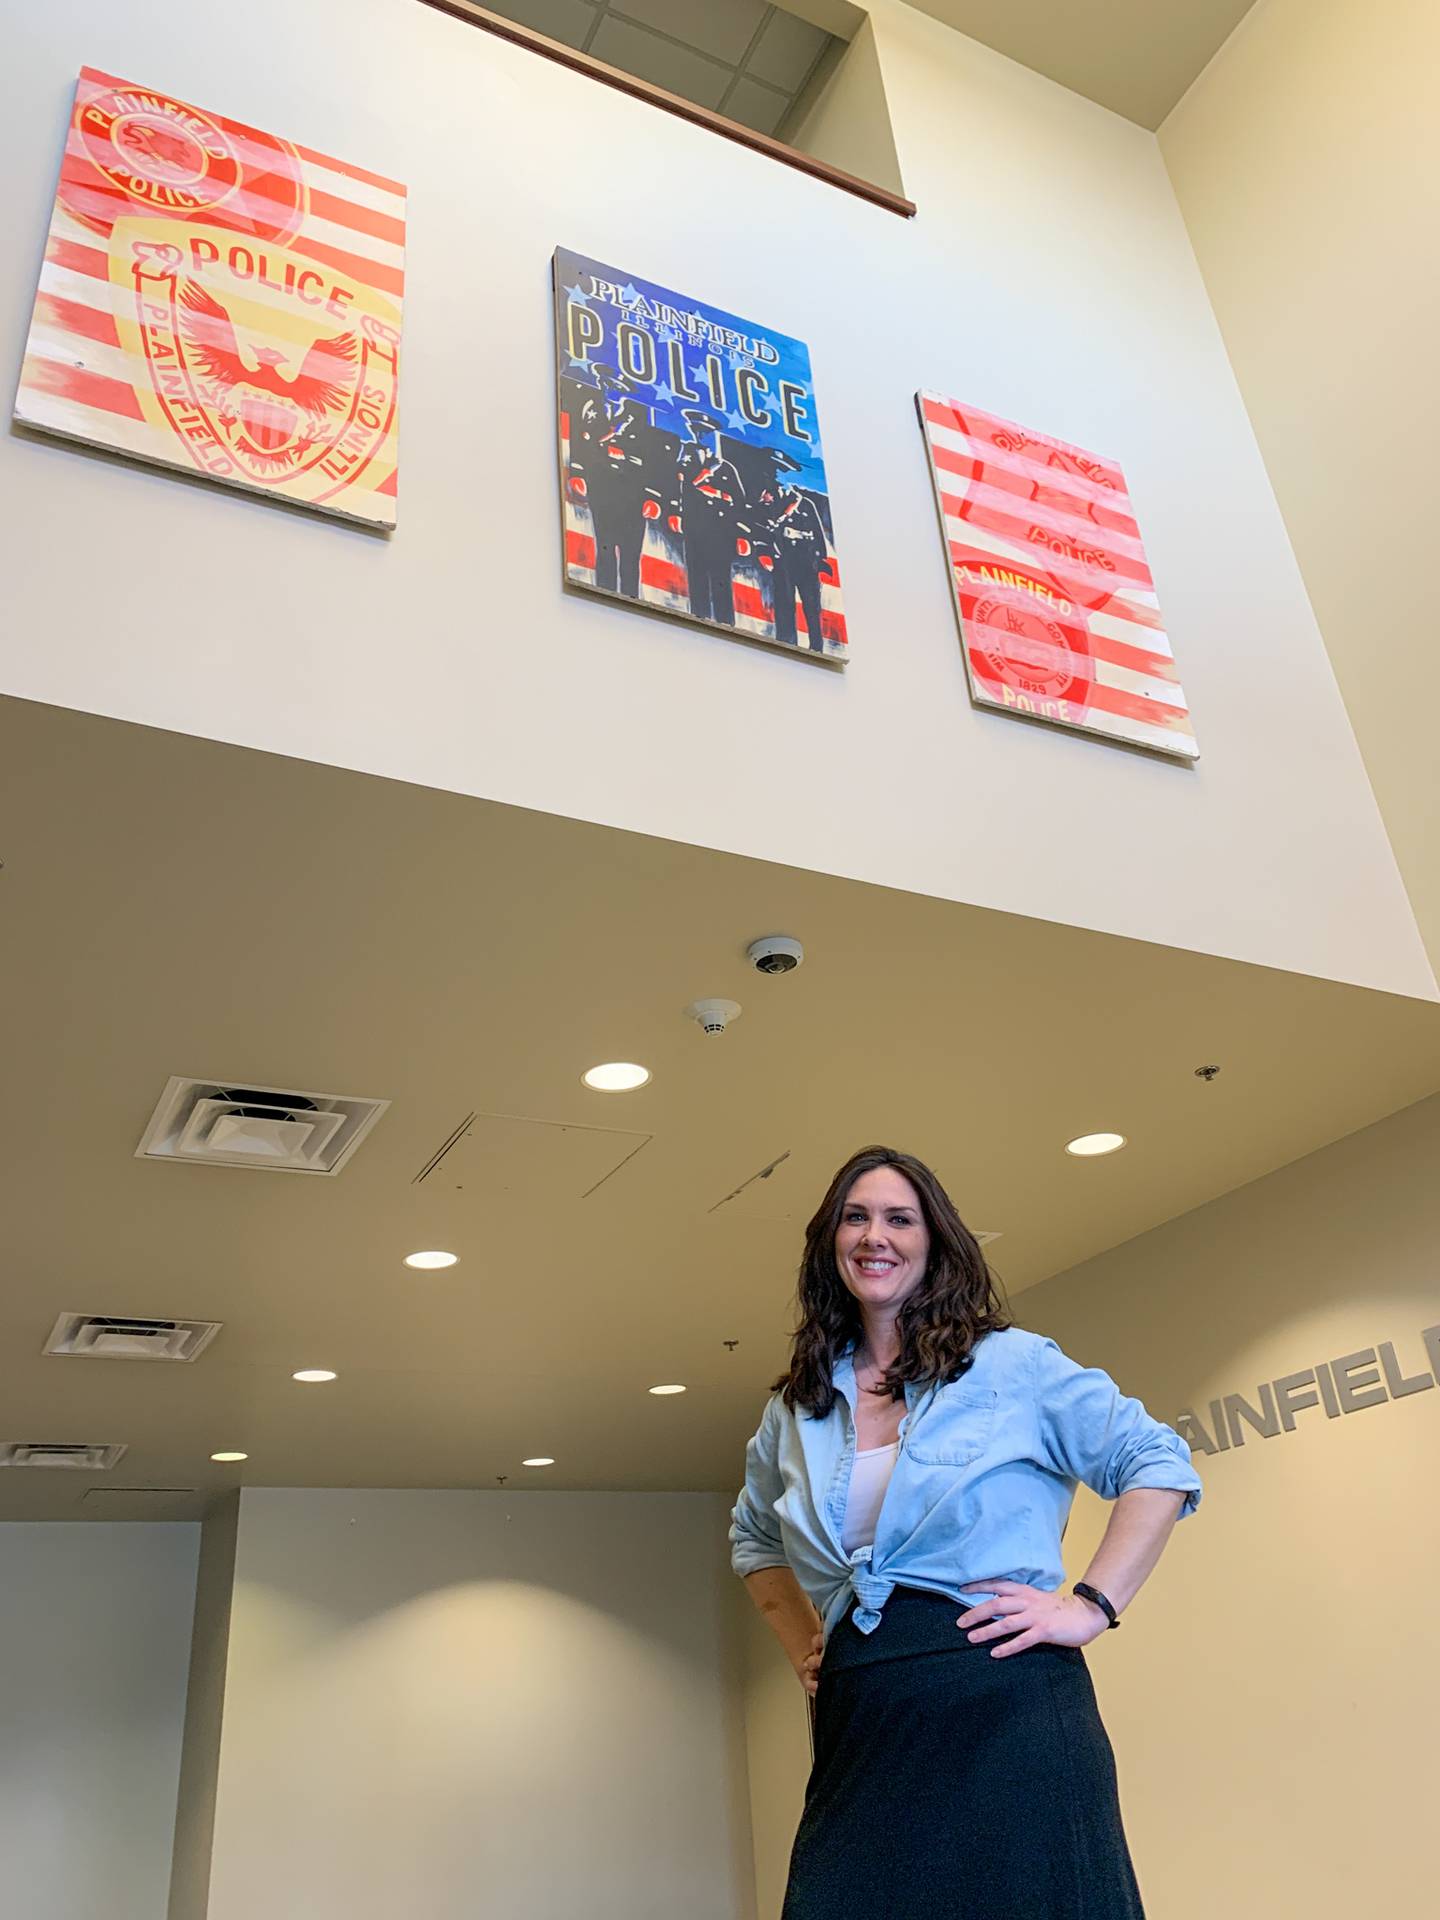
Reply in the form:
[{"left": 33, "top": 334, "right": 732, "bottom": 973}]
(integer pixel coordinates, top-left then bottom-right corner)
[
  {"left": 44, "top": 1313, "right": 222, "bottom": 1362},
  {"left": 0, "top": 1441, "right": 128, "bottom": 1471},
  {"left": 136, "top": 1077, "right": 388, "bottom": 1175}
]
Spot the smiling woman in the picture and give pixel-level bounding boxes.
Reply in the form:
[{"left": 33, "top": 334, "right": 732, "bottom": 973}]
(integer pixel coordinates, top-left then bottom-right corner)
[{"left": 731, "top": 1144, "right": 1201, "bottom": 1919}]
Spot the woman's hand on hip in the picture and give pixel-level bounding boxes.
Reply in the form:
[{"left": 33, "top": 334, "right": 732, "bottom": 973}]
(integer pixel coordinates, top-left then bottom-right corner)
[
  {"left": 796, "top": 1630, "right": 824, "bottom": 1695},
  {"left": 957, "top": 1580, "right": 1109, "bottom": 1658}
]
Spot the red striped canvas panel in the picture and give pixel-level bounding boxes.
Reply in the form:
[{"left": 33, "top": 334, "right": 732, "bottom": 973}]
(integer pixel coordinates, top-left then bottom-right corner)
[
  {"left": 14, "top": 69, "right": 403, "bottom": 527},
  {"left": 918, "top": 393, "right": 1198, "bottom": 760}
]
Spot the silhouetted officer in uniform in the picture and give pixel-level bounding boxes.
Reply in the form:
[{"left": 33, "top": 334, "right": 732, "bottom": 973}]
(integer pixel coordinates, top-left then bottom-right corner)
[
  {"left": 759, "top": 451, "right": 830, "bottom": 653},
  {"left": 678, "top": 410, "right": 746, "bottom": 626},
  {"left": 577, "top": 365, "right": 649, "bottom": 599}
]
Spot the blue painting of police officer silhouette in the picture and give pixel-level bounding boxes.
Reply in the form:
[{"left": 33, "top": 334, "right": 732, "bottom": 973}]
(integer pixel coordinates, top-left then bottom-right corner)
[{"left": 554, "top": 248, "right": 847, "bottom": 663}]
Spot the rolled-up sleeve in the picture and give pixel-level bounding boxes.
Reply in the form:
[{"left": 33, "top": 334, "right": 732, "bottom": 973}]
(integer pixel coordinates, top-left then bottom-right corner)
[
  {"left": 729, "top": 1394, "right": 791, "bottom": 1578},
  {"left": 1032, "top": 1337, "right": 1202, "bottom": 1517}
]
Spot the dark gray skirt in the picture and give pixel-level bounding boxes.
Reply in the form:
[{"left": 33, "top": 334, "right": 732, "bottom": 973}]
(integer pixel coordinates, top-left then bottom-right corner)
[{"left": 783, "top": 1587, "right": 1146, "bottom": 1919}]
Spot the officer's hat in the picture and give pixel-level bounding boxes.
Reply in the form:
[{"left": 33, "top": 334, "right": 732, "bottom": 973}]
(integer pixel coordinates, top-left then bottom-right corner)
[
  {"left": 765, "top": 450, "right": 803, "bottom": 477},
  {"left": 594, "top": 362, "right": 636, "bottom": 392},
  {"left": 682, "top": 409, "right": 724, "bottom": 434}
]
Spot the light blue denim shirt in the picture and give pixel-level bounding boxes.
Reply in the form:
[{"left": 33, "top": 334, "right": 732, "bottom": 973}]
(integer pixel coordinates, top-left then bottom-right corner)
[{"left": 730, "top": 1326, "right": 1201, "bottom": 1637}]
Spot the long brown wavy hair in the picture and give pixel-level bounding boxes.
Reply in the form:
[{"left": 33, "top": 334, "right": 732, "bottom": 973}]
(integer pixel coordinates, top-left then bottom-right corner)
[{"left": 774, "top": 1145, "right": 1011, "bottom": 1417}]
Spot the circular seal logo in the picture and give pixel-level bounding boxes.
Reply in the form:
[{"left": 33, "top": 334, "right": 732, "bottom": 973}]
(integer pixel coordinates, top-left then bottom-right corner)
[
  {"left": 65, "top": 82, "right": 304, "bottom": 244},
  {"left": 971, "top": 589, "right": 1090, "bottom": 709},
  {"left": 113, "top": 220, "right": 399, "bottom": 520}
]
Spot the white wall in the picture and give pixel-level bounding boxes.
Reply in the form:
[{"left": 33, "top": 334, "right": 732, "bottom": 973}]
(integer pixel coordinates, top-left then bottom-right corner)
[
  {"left": 1014, "top": 1094, "right": 1440, "bottom": 1918},
  {"left": 168, "top": 1494, "right": 238, "bottom": 1920},
  {"left": 1160, "top": 0, "right": 1440, "bottom": 972},
  {"left": 198, "top": 1489, "right": 754, "bottom": 1920},
  {"left": 731, "top": 1580, "right": 810, "bottom": 1920},
  {"left": 790, "top": 16, "right": 904, "bottom": 196},
  {"left": 0, "top": 1522, "right": 199, "bottom": 1920},
  {"left": 0, "top": 0, "right": 1428, "bottom": 999}
]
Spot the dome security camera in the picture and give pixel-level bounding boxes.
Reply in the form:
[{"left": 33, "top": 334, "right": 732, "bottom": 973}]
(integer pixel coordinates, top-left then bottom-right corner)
[{"left": 747, "top": 935, "right": 804, "bottom": 976}]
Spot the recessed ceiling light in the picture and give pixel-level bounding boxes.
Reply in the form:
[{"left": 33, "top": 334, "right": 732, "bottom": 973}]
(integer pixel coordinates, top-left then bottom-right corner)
[
  {"left": 1065, "top": 1132, "right": 1127, "bottom": 1157},
  {"left": 522, "top": 1456, "right": 555, "bottom": 1468},
  {"left": 404, "top": 1250, "right": 458, "bottom": 1270},
  {"left": 582, "top": 1062, "right": 651, "bottom": 1092},
  {"left": 292, "top": 1368, "right": 338, "bottom": 1383},
  {"left": 210, "top": 1451, "right": 248, "bottom": 1463},
  {"left": 649, "top": 1384, "right": 687, "bottom": 1396}
]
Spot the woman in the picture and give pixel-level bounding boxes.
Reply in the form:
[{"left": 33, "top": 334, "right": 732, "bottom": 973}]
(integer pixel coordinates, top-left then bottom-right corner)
[{"left": 731, "top": 1145, "right": 1201, "bottom": 1918}]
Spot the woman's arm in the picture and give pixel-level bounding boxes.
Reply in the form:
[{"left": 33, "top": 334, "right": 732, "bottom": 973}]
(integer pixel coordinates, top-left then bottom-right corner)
[
  {"left": 960, "top": 1487, "right": 1187, "bottom": 1656},
  {"left": 745, "top": 1565, "right": 824, "bottom": 1694},
  {"left": 1076, "top": 1485, "right": 1187, "bottom": 1614}
]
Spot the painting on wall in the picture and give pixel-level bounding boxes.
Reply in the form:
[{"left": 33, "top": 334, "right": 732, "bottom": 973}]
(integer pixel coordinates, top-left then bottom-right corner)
[
  {"left": 918, "top": 393, "right": 1198, "bottom": 759},
  {"left": 554, "top": 248, "right": 847, "bottom": 663},
  {"left": 14, "top": 68, "right": 404, "bottom": 528}
]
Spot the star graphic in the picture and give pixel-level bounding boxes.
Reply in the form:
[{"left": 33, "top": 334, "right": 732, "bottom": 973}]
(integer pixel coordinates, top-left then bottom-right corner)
[
  {"left": 566, "top": 357, "right": 595, "bottom": 378},
  {"left": 563, "top": 281, "right": 591, "bottom": 307},
  {"left": 619, "top": 283, "right": 643, "bottom": 305},
  {"left": 657, "top": 324, "right": 680, "bottom": 343},
  {"left": 726, "top": 409, "right": 750, "bottom": 432},
  {"left": 651, "top": 382, "right": 679, "bottom": 407}
]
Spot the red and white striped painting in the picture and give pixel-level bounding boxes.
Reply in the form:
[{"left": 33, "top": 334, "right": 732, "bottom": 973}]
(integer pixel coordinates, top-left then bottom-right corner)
[
  {"left": 918, "top": 393, "right": 1197, "bottom": 759},
  {"left": 15, "top": 69, "right": 403, "bottom": 527}
]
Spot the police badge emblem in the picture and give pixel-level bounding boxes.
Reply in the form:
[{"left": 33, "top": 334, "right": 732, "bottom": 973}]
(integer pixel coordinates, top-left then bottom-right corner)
[{"left": 16, "top": 69, "right": 403, "bottom": 528}]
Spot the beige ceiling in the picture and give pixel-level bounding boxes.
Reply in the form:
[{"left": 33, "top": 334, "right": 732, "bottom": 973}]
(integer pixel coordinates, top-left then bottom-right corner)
[
  {"left": 4, "top": 693, "right": 1439, "bottom": 1520},
  {"left": 472, "top": 0, "right": 1262, "bottom": 131},
  {"left": 903, "top": 0, "right": 1262, "bottom": 127}
]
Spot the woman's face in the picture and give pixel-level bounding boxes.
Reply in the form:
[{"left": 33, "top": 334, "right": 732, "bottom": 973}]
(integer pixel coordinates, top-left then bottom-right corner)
[{"left": 834, "top": 1166, "right": 931, "bottom": 1320}]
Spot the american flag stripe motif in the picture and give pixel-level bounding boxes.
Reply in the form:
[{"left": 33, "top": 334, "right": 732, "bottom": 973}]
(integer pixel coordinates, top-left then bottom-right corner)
[
  {"left": 14, "top": 68, "right": 404, "bottom": 527},
  {"left": 918, "top": 393, "right": 1198, "bottom": 759}
]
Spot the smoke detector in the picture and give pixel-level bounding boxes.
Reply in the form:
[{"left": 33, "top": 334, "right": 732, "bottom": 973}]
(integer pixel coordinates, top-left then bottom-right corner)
[
  {"left": 0, "top": 1441, "right": 128, "bottom": 1471},
  {"left": 136, "top": 1077, "right": 388, "bottom": 1175},
  {"left": 685, "top": 998, "right": 742, "bottom": 1036},
  {"left": 44, "top": 1314, "right": 222, "bottom": 1362}
]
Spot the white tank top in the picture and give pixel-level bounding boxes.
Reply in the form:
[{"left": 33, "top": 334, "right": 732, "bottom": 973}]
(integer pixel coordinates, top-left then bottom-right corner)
[{"left": 842, "top": 1441, "right": 899, "bottom": 1554}]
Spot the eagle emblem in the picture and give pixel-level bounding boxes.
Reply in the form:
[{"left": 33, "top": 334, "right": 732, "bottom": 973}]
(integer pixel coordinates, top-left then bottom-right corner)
[
  {"left": 115, "top": 219, "right": 400, "bottom": 520},
  {"left": 178, "top": 281, "right": 360, "bottom": 470}
]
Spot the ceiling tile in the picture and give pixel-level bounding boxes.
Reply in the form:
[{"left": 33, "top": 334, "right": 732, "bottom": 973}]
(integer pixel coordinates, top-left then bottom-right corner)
[
  {"left": 745, "top": 9, "right": 829, "bottom": 90},
  {"left": 722, "top": 74, "right": 791, "bottom": 137},
  {"left": 612, "top": 0, "right": 769, "bottom": 67},
  {"left": 590, "top": 15, "right": 732, "bottom": 108},
  {"left": 480, "top": 0, "right": 598, "bottom": 52}
]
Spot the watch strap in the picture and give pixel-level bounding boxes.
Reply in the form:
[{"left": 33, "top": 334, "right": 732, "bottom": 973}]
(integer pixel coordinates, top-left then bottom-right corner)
[{"left": 1073, "top": 1581, "right": 1120, "bottom": 1628}]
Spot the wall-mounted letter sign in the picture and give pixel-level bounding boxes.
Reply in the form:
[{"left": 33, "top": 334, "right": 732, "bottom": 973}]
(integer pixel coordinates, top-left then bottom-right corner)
[{"left": 1174, "top": 1322, "right": 1440, "bottom": 1456}]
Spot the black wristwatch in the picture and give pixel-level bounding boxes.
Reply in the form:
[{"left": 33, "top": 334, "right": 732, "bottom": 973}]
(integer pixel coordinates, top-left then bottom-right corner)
[{"left": 1072, "top": 1581, "right": 1120, "bottom": 1629}]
